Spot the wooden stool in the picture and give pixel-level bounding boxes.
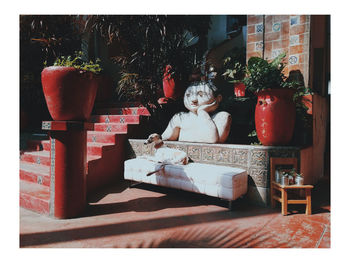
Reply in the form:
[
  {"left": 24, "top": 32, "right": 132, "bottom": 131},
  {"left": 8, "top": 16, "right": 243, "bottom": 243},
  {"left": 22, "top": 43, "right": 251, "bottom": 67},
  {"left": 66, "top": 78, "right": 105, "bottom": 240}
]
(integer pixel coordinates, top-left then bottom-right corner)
[{"left": 270, "top": 157, "right": 314, "bottom": 216}]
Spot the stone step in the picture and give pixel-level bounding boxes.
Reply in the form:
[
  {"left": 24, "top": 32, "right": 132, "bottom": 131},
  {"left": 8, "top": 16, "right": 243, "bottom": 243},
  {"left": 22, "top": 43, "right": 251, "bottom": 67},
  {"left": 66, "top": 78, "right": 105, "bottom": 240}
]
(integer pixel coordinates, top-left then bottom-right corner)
[
  {"left": 20, "top": 180, "right": 50, "bottom": 216},
  {"left": 24, "top": 141, "right": 114, "bottom": 158},
  {"left": 41, "top": 140, "right": 51, "bottom": 151},
  {"left": 87, "top": 142, "right": 116, "bottom": 156},
  {"left": 20, "top": 161, "right": 51, "bottom": 187},
  {"left": 20, "top": 150, "right": 51, "bottom": 167},
  {"left": 87, "top": 131, "right": 128, "bottom": 144},
  {"left": 89, "top": 114, "right": 142, "bottom": 124},
  {"left": 87, "top": 154, "right": 102, "bottom": 163},
  {"left": 20, "top": 153, "right": 102, "bottom": 185},
  {"left": 87, "top": 131, "right": 117, "bottom": 143},
  {"left": 94, "top": 107, "right": 150, "bottom": 116},
  {"left": 93, "top": 123, "right": 129, "bottom": 133}
]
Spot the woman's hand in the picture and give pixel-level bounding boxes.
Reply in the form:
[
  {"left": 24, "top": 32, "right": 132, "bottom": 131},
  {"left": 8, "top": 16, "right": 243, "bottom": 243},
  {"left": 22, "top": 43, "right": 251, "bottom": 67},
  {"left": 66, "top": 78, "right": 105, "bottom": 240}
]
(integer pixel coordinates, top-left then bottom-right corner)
[{"left": 197, "top": 99, "right": 219, "bottom": 113}]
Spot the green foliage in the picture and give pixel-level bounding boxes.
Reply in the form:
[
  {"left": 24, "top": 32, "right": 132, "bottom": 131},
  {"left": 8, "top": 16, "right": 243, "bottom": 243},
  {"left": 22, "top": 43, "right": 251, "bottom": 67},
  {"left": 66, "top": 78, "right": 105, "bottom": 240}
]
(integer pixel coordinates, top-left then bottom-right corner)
[
  {"left": 222, "top": 60, "right": 245, "bottom": 83},
  {"left": 248, "top": 130, "right": 257, "bottom": 137},
  {"left": 50, "top": 51, "right": 102, "bottom": 74},
  {"left": 244, "top": 53, "right": 295, "bottom": 93},
  {"left": 85, "top": 15, "right": 211, "bottom": 104},
  {"left": 248, "top": 130, "right": 262, "bottom": 145},
  {"left": 222, "top": 47, "right": 246, "bottom": 83}
]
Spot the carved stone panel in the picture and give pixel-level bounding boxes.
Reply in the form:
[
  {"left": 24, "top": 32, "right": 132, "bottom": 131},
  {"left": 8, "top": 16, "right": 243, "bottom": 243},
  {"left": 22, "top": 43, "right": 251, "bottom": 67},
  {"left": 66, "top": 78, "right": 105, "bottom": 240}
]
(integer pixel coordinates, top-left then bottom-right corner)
[
  {"left": 250, "top": 149, "right": 268, "bottom": 168},
  {"left": 142, "top": 143, "right": 154, "bottom": 156},
  {"left": 202, "top": 146, "right": 215, "bottom": 162},
  {"left": 129, "top": 141, "right": 142, "bottom": 157},
  {"left": 232, "top": 149, "right": 249, "bottom": 168},
  {"left": 166, "top": 143, "right": 188, "bottom": 154},
  {"left": 213, "top": 147, "right": 231, "bottom": 164},
  {"left": 187, "top": 145, "right": 202, "bottom": 161},
  {"left": 249, "top": 168, "right": 268, "bottom": 188}
]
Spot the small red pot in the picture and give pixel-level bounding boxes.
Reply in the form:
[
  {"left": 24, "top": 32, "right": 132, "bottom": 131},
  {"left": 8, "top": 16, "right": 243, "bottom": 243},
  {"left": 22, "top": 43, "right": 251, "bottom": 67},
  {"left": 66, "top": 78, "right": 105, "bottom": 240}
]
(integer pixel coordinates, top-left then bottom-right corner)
[
  {"left": 234, "top": 82, "right": 246, "bottom": 97},
  {"left": 162, "top": 65, "right": 183, "bottom": 100},
  {"left": 255, "top": 88, "right": 296, "bottom": 146},
  {"left": 41, "top": 66, "right": 98, "bottom": 121}
]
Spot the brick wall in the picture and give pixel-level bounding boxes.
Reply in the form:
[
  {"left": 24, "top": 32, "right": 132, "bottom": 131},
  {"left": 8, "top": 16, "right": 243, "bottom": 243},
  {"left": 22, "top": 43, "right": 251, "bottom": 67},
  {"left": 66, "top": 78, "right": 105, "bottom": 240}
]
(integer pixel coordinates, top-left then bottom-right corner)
[{"left": 246, "top": 15, "right": 310, "bottom": 86}]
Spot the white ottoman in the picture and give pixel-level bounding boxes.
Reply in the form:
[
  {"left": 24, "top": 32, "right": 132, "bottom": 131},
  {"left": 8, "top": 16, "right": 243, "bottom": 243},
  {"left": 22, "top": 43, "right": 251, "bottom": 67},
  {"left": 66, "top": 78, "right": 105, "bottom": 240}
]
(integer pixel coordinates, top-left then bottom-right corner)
[{"left": 124, "top": 158, "right": 248, "bottom": 206}]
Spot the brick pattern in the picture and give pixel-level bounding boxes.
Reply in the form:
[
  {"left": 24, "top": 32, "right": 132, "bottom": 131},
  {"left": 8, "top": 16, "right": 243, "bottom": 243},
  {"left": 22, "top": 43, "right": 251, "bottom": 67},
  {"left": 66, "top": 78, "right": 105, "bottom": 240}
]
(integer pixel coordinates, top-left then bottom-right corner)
[
  {"left": 247, "top": 15, "right": 264, "bottom": 58},
  {"left": 246, "top": 15, "right": 310, "bottom": 85}
]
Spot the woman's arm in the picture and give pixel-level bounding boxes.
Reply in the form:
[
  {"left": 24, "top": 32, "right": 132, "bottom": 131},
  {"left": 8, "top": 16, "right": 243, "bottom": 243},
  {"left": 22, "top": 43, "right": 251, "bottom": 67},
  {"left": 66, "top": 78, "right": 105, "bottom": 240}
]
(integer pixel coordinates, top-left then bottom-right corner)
[{"left": 161, "top": 113, "right": 182, "bottom": 141}]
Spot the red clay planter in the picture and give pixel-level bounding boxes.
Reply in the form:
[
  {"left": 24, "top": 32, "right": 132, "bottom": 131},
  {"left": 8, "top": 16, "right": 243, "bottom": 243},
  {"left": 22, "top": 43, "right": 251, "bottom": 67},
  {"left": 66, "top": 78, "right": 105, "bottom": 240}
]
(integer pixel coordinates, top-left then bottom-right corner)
[
  {"left": 162, "top": 65, "right": 183, "bottom": 100},
  {"left": 255, "top": 88, "right": 296, "bottom": 146},
  {"left": 41, "top": 66, "right": 98, "bottom": 121},
  {"left": 234, "top": 82, "right": 246, "bottom": 97}
]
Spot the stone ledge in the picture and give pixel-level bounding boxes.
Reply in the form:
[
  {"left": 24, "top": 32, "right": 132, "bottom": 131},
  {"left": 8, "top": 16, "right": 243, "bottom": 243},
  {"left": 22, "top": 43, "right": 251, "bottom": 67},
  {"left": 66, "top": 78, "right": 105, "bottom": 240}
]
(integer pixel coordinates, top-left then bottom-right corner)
[{"left": 126, "top": 139, "right": 300, "bottom": 206}]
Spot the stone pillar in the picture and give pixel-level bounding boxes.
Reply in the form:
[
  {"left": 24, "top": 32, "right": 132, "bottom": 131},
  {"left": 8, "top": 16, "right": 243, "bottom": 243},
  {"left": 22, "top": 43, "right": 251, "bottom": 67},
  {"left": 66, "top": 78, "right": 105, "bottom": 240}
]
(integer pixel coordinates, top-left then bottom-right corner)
[{"left": 42, "top": 121, "right": 94, "bottom": 219}]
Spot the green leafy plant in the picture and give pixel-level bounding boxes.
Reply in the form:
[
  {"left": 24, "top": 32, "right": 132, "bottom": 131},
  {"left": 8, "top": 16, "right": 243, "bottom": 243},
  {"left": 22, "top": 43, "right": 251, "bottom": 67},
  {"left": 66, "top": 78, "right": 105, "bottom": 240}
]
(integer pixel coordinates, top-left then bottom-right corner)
[
  {"left": 244, "top": 53, "right": 299, "bottom": 93},
  {"left": 222, "top": 48, "right": 246, "bottom": 84},
  {"left": 247, "top": 130, "right": 262, "bottom": 145},
  {"left": 48, "top": 51, "right": 102, "bottom": 74},
  {"left": 84, "top": 15, "right": 211, "bottom": 104},
  {"left": 222, "top": 60, "right": 245, "bottom": 83}
]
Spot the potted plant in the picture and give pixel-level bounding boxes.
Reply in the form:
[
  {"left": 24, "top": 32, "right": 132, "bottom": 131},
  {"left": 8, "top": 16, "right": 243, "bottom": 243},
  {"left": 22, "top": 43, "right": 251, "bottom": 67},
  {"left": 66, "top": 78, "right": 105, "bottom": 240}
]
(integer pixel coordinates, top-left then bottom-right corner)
[
  {"left": 162, "top": 64, "right": 184, "bottom": 102},
  {"left": 41, "top": 51, "right": 102, "bottom": 121},
  {"left": 222, "top": 56, "right": 246, "bottom": 97},
  {"left": 219, "top": 48, "right": 257, "bottom": 144},
  {"left": 243, "top": 53, "right": 301, "bottom": 146},
  {"left": 20, "top": 15, "right": 83, "bottom": 129}
]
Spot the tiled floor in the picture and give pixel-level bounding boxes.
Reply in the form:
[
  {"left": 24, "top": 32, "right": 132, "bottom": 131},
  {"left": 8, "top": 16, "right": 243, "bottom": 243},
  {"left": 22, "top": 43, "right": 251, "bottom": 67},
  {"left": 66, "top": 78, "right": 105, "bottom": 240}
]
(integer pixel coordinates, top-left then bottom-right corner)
[{"left": 20, "top": 178, "right": 330, "bottom": 248}]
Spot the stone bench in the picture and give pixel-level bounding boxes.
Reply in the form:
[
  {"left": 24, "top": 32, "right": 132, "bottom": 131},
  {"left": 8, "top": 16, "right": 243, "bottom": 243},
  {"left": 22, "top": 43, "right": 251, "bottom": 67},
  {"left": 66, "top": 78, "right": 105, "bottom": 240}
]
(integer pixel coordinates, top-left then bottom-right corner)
[
  {"left": 124, "top": 158, "right": 248, "bottom": 209},
  {"left": 125, "top": 139, "right": 300, "bottom": 206}
]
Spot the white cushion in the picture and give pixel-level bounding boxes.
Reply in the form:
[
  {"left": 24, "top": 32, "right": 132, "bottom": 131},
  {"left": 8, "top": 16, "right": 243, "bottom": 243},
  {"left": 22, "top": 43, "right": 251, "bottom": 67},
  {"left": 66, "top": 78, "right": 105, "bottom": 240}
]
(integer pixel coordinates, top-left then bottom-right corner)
[{"left": 124, "top": 158, "right": 248, "bottom": 200}]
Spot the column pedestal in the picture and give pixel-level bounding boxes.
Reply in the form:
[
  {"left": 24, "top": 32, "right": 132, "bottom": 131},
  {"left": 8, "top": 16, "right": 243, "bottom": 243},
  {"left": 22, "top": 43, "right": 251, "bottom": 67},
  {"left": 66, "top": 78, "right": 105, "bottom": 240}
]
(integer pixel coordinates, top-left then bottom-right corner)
[{"left": 42, "top": 121, "right": 94, "bottom": 219}]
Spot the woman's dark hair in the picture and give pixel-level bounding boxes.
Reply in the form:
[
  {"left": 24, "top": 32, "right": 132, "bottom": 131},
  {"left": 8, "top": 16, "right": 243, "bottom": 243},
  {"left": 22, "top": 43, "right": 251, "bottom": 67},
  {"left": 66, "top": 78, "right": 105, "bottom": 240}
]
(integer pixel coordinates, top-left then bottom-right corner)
[{"left": 188, "top": 81, "right": 221, "bottom": 97}]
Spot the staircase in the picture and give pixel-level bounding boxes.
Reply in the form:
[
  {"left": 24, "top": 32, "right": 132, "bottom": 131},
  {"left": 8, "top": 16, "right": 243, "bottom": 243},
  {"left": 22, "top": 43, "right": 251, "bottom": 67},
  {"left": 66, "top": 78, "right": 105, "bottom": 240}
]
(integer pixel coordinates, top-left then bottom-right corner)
[{"left": 19, "top": 104, "right": 150, "bottom": 216}]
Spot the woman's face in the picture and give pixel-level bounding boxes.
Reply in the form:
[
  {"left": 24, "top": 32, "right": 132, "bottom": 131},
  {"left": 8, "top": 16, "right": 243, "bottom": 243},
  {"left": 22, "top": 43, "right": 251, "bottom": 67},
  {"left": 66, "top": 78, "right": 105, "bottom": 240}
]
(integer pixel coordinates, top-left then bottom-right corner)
[{"left": 184, "top": 84, "right": 216, "bottom": 113}]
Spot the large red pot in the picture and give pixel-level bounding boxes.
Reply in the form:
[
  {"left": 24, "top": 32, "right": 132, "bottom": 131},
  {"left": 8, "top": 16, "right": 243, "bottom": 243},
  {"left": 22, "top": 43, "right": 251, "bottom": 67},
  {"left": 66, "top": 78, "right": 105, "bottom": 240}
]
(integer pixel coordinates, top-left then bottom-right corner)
[
  {"left": 41, "top": 66, "right": 98, "bottom": 121},
  {"left": 255, "top": 88, "right": 296, "bottom": 146}
]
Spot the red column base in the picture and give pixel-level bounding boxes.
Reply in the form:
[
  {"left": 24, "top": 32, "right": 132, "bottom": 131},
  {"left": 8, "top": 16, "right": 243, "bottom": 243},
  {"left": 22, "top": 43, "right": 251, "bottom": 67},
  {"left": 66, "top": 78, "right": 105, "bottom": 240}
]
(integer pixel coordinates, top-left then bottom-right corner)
[{"left": 42, "top": 121, "right": 94, "bottom": 219}]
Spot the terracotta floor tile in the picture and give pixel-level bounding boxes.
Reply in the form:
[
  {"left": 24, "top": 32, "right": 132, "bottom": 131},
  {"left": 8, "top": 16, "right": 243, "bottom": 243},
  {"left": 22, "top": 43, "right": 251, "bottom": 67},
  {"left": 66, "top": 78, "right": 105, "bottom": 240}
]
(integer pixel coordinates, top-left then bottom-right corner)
[
  {"left": 316, "top": 225, "right": 331, "bottom": 248},
  {"left": 20, "top": 182, "right": 330, "bottom": 248}
]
